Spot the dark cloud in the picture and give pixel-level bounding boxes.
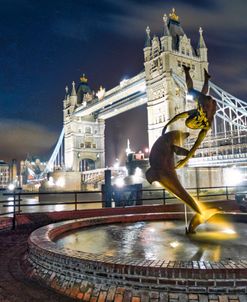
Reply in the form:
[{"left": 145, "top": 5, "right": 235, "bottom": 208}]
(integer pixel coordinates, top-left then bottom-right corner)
[{"left": 0, "top": 119, "right": 58, "bottom": 162}]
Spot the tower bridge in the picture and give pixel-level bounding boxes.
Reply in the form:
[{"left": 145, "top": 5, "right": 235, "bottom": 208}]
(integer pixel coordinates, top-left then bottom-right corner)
[
  {"left": 74, "top": 72, "right": 147, "bottom": 120},
  {"left": 41, "top": 8, "right": 246, "bottom": 186}
]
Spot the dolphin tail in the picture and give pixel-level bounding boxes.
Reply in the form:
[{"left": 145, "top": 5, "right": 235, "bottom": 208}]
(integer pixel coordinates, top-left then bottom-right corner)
[
  {"left": 158, "top": 175, "right": 202, "bottom": 215},
  {"left": 188, "top": 208, "right": 219, "bottom": 233}
]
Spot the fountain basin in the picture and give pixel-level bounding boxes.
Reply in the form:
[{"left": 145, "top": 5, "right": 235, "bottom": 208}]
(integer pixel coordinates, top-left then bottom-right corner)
[{"left": 24, "top": 212, "right": 247, "bottom": 299}]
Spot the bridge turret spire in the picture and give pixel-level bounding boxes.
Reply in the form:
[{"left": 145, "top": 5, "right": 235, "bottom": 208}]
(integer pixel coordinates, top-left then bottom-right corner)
[
  {"left": 144, "top": 26, "right": 152, "bottom": 62},
  {"left": 145, "top": 26, "right": 151, "bottom": 47},
  {"left": 163, "top": 14, "right": 170, "bottom": 36},
  {"left": 65, "top": 85, "right": 69, "bottom": 98},
  {"left": 71, "top": 81, "right": 77, "bottom": 96},
  {"left": 198, "top": 27, "right": 206, "bottom": 49},
  {"left": 197, "top": 27, "right": 207, "bottom": 61},
  {"left": 126, "top": 139, "right": 132, "bottom": 155}
]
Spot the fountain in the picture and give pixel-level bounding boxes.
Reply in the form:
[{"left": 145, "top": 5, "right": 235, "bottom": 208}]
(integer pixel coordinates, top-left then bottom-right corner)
[{"left": 24, "top": 211, "right": 247, "bottom": 299}]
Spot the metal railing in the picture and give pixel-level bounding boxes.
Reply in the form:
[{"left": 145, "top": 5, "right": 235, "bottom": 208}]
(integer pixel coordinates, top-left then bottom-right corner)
[{"left": 0, "top": 185, "right": 245, "bottom": 230}]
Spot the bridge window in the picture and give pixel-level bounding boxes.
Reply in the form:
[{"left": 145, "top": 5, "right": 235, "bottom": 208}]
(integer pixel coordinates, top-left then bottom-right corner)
[
  {"left": 85, "top": 126, "right": 92, "bottom": 134},
  {"left": 181, "top": 48, "right": 185, "bottom": 54},
  {"left": 85, "top": 142, "right": 92, "bottom": 148},
  {"left": 178, "top": 60, "right": 181, "bottom": 67},
  {"left": 153, "top": 47, "right": 159, "bottom": 57},
  {"left": 186, "top": 49, "right": 190, "bottom": 56},
  {"left": 93, "top": 144, "right": 96, "bottom": 148},
  {"left": 80, "top": 143, "right": 84, "bottom": 148},
  {"left": 192, "top": 64, "right": 195, "bottom": 70}
]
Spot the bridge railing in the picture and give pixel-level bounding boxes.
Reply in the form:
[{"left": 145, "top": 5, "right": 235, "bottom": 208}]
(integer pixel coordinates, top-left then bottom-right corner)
[
  {"left": 0, "top": 184, "right": 246, "bottom": 230},
  {"left": 81, "top": 166, "right": 127, "bottom": 183}
]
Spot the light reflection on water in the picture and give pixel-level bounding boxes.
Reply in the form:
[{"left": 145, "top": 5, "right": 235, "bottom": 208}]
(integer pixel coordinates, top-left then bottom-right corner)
[{"left": 55, "top": 221, "right": 247, "bottom": 261}]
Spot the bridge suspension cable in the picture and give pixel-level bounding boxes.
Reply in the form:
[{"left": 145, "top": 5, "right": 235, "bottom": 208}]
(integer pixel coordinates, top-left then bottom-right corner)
[
  {"left": 40, "top": 128, "right": 65, "bottom": 177},
  {"left": 209, "top": 81, "right": 247, "bottom": 131}
]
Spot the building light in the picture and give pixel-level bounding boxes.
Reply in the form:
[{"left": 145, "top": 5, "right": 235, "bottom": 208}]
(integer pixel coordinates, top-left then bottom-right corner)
[
  {"left": 115, "top": 178, "right": 124, "bottom": 188},
  {"left": 224, "top": 167, "right": 243, "bottom": 186},
  {"left": 114, "top": 159, "right": 120, "bottom": 169},
  {"left": 56, "top": 177, "right": 65, "bottom": 188},
  {"left": 139, "top": 84, "right": 146, "bottom": 93},
  {"left": 120, "top": 78, "right": 128, "bottom": 88},
  {"left": 186, "top": 94, "right": 194, "bottom": 101},
  {"left": 8, "top": 183, "right": 15, "bottom": 191},
  {"left": 134, "top": 167, "right": 142, "bottom": 178},
  {"left": 48, "top": 177, "right": 55, "bottom": 187}
]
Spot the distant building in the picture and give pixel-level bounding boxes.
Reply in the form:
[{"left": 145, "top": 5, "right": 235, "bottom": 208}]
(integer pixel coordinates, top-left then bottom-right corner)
[
  {"left": 126, "top": 152, "right": 149, "bottom": 176},
  {"left": 20, "top": 157, "right": 47, "bottom": 185},
  {"left": 0, "top": 160, "right": 10, "bottom": 188},
  {"left": 10, "top": 159, "right": 17, "bottom": 183}
]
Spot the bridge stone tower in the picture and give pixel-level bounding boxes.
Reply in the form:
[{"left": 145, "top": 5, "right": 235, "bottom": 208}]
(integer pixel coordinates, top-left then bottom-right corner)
[
  {"left": 63, "top": 75, "right": 105, "bottom": 172},
  {"left": 144, "top": 9, "right": 209, "bottom": 148}
]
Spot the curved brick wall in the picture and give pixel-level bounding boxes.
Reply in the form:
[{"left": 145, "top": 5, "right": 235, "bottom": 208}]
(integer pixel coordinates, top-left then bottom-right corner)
[{"left": 24, "top": 212, "right": 247, "bottom": 299}]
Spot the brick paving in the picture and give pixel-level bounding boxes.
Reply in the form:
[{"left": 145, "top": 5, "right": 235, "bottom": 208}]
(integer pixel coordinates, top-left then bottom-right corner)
[{"left": 0, "top": 228, "right": 72, "bottom": 302}]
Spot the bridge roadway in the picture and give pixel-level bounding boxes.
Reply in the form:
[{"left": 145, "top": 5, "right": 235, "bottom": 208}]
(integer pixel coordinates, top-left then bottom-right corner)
[{"left": 74, "top": 72, "right": 147, "bottom": 119}]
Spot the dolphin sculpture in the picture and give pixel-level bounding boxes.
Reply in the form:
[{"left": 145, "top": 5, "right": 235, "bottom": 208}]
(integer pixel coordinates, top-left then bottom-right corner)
[{"left": 146, "top": 130, "right": 217, "bottom": 233}]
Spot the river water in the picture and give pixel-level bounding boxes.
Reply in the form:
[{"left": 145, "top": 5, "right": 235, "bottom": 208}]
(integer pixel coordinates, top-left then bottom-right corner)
[{"left": 0, "top": 191, "right": 102, "bottom": 215}]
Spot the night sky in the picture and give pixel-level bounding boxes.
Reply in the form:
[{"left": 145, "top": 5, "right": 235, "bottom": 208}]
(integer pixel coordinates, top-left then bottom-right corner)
[{"left": 0, "top": 0, "right": 246, "bottom": 165}]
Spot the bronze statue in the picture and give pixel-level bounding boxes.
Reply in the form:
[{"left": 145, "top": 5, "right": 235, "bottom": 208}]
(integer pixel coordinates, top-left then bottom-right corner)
[
  {"left": 146, "top": 130, "right": 218, "bottom": 233},
  {"left": 146, "top": 66, "right": 219, "bottom": 233},
  {"left": 162, "top": 65, "right": 216, "bottom": 168}
]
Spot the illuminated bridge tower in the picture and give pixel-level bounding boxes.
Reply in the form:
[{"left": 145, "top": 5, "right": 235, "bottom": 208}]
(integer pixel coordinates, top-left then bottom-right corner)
[
  {"left": 63, "top": 75, "right": 105, "bottom": 172},
  {"left": 144, "top": 9, "right": 209, "bottom": 148}
]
